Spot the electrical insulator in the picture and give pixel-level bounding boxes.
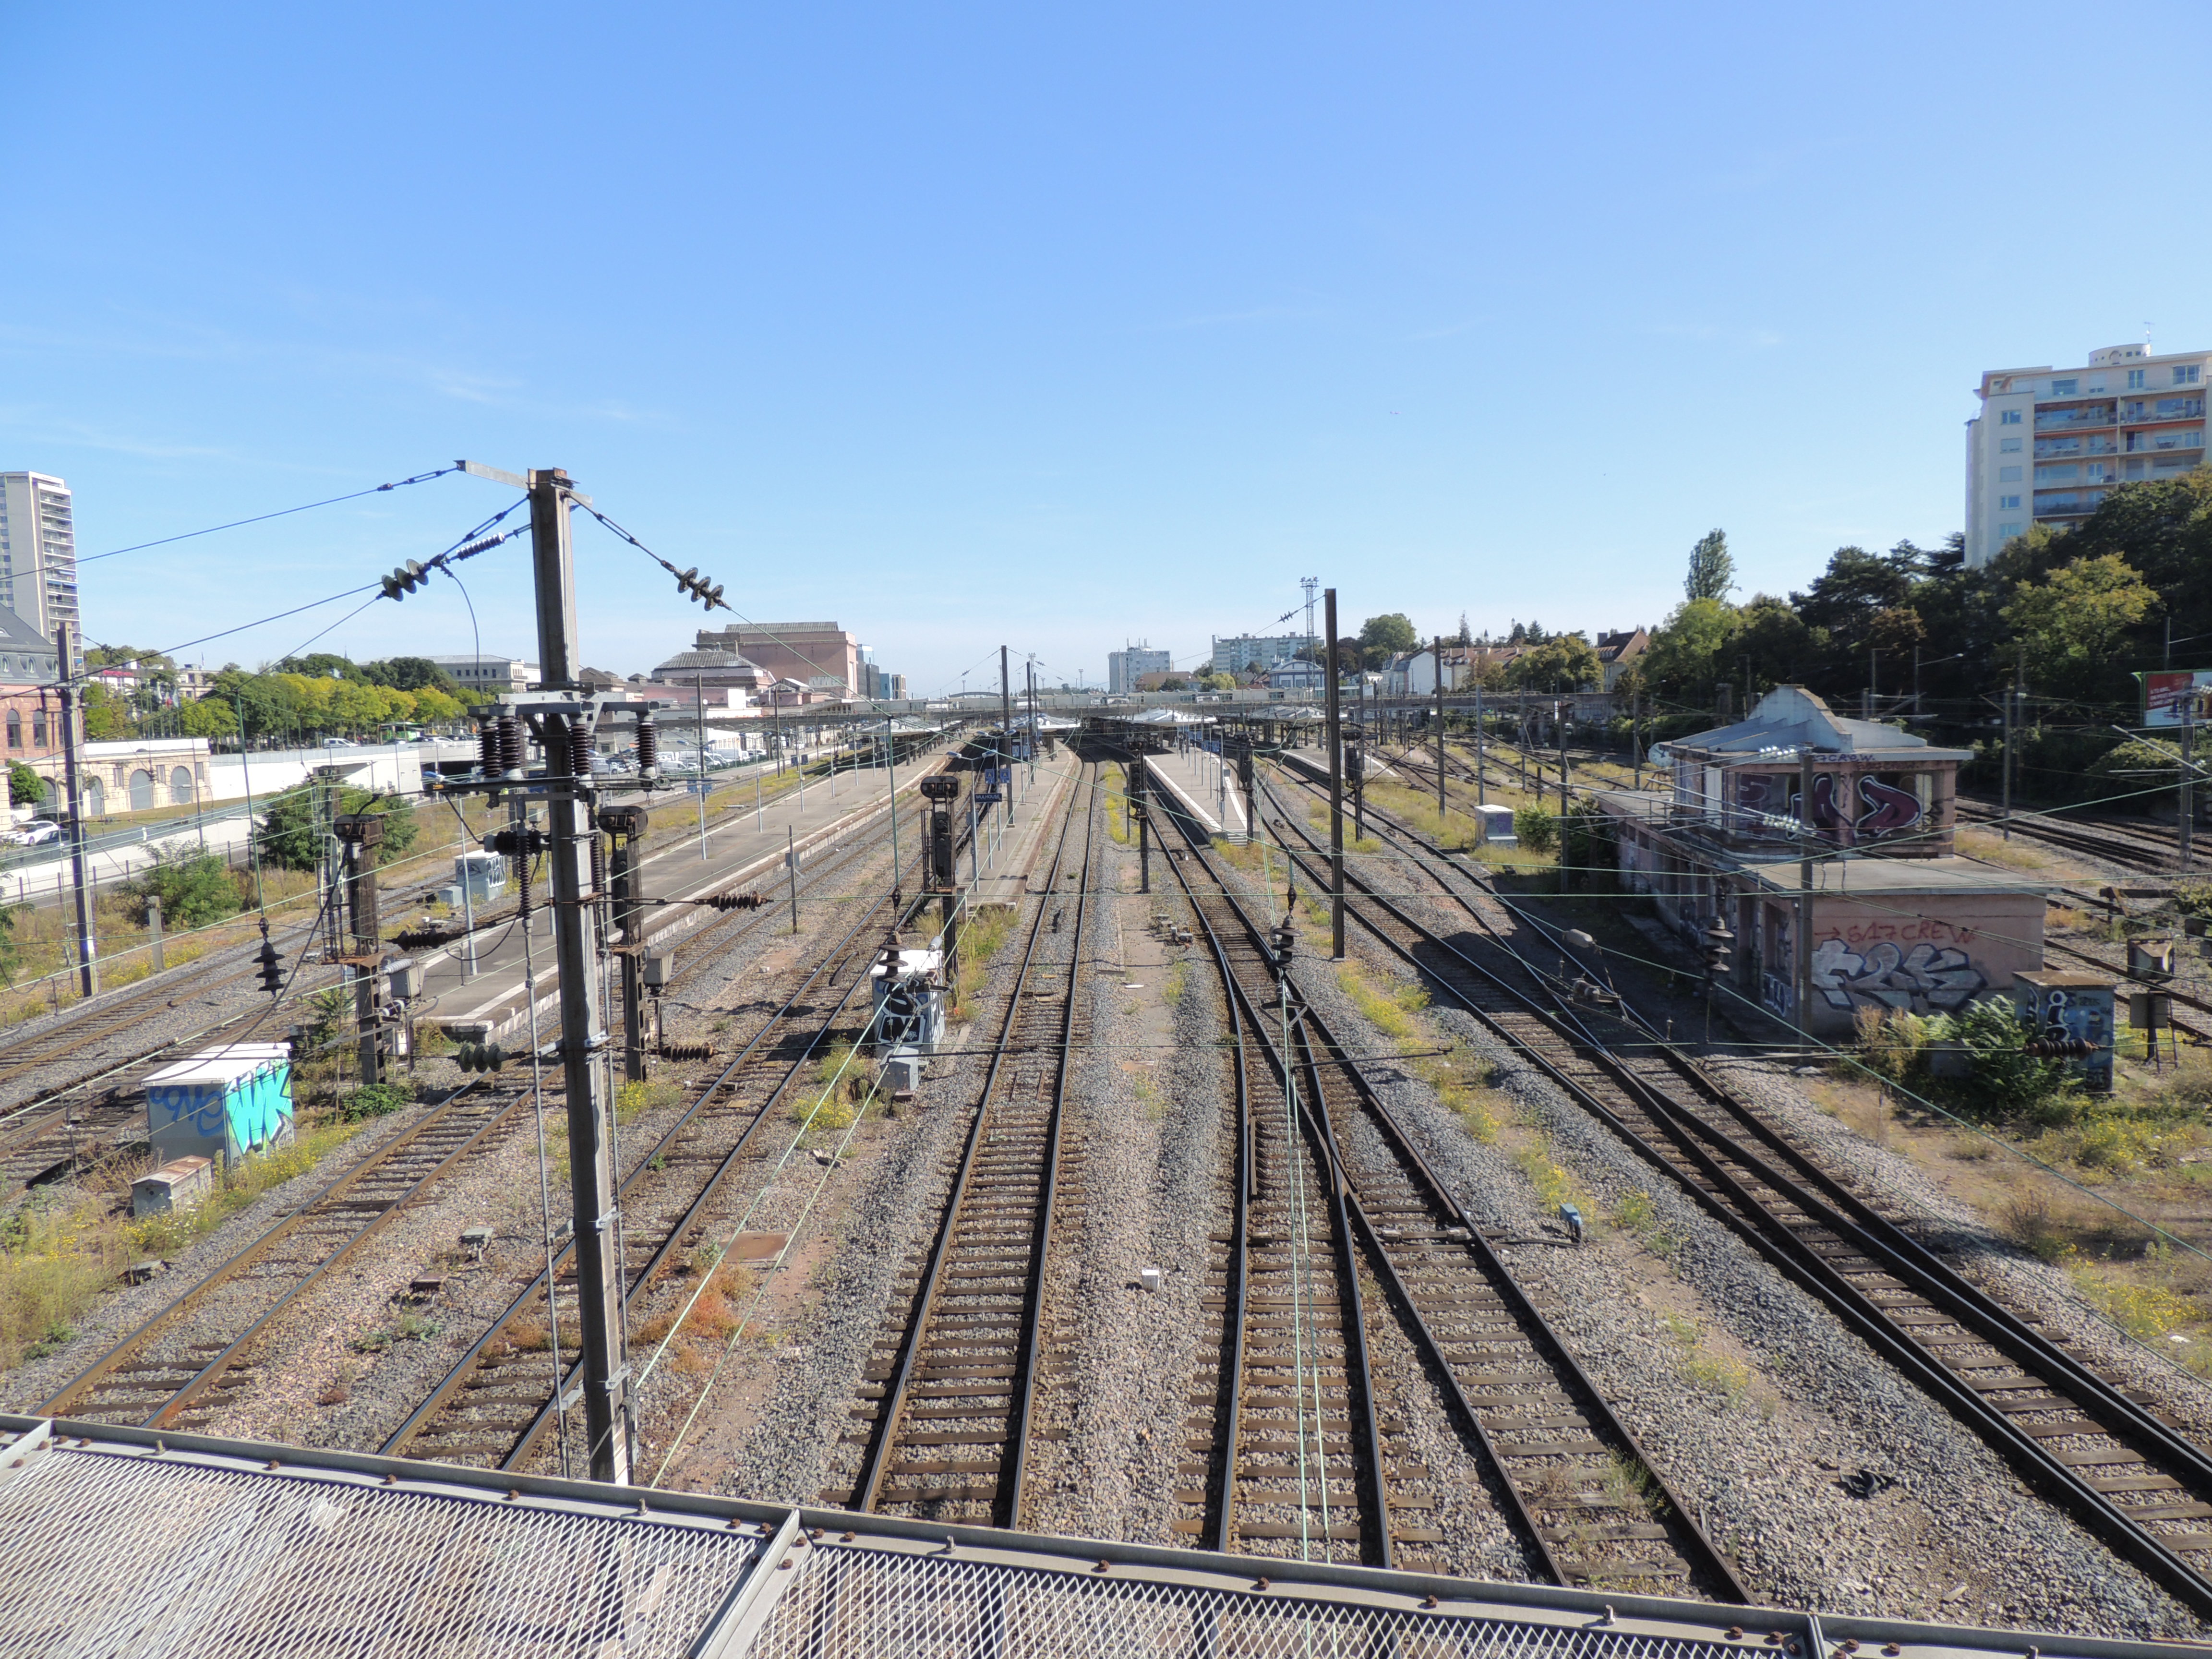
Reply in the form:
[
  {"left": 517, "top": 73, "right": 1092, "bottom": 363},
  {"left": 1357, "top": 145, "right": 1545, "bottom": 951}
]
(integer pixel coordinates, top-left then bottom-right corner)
[
  {"left": 497, "top": 712, "right": 524, "bottom": 779},
  {"left": 456, "top": 1042, "right": 506, "bottom": 1073},
  {"left": 569, "top": 721, "right": 593, "bottom": 781},
  {"left": 477, "top": 720, "right": 500, "bottom": 780},
  {"left": 636, "top": 712, "right": 659, "bottom": 779},
  {"left": 256, "top": 929, "right": 284, "bottom": 997},
  {"left": 379, "top": 559, "right": 428, "bottom": 600},
  {"left": 589, "top": 832, "right": 607, "bottom": 901}
]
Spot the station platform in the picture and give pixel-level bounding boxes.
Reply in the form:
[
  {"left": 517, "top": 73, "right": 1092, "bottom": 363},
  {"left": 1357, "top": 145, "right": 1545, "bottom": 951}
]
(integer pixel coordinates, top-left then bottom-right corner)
[
  {"left": 1143, "top": 746, "right": 1249, "bottom": 837},
  {"left": 422, "top": 757, "right": 950, "bottom": 1043},
  {"left": 968, "top": 751, "right": 1078, "bottom": 908}
]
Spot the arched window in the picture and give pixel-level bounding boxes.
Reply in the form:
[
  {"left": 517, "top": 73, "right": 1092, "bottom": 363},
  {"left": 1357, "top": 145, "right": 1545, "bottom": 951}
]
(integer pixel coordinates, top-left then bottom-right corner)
[
  {"left": 129, "top": 770, "right": 155, "bottom": 811},
  {"left": 31, "top": 707, "right": 46, "bottom": 747},
  {"left": 4, "top": 710, "right": 19, "bottom": 750},
  {"left": 82, "top": 777, "right": 104, "bottom": 818},
  {"left": 170, "top": 767, "right": 194, "bottom": 803}
]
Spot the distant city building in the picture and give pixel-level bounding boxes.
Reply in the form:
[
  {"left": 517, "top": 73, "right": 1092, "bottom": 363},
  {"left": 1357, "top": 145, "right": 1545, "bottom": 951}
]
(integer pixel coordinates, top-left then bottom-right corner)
[
  {"left": 1208, "top": 633, "right": 1309, "bottom": 676},
  {"left": 1108, "top": 644, "right": 1172, "bottom": 694},
  {"left": 1595, "top": 627, "right": 1649, "bottom": 692},
  {"left": 0, "top": 472, "right": 79, "bottom": 647},
  {"left": 1967, "top": 343, "right": 2210, "bottom": 567},
  {"left": 859, "top": 662, "right": 908, "bottom": 701},
  {"left": 648, "top": 648, "right": 770, "bottom": 700},
  {"left": 426, "top": 654, "right": 539, "bottom": 696},
  {"left": 694, "top": 621, "right": 861, "bottom": 695},
  {"left": 0, "top": 606, "right": 59, "bottom": 687}
]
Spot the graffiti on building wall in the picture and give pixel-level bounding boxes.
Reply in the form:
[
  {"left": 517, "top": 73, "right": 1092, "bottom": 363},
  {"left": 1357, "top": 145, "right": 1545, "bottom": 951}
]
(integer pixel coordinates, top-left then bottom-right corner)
[
  {"left": 1735, "top": 771, "right": 1928, "bottom": 842},
  {"left": 1811, "top": 937, "right": 1985, "bottom": 1013}
]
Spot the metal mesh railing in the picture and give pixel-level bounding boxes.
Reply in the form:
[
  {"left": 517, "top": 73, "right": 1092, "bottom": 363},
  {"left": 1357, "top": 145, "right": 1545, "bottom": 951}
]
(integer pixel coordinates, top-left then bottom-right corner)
[
  {"left": 0, "top": 1448, "right": 757, "bottom": 1659},
  {"left": 745, "top": 1543, "right": 1745, "bottom": 1659}
]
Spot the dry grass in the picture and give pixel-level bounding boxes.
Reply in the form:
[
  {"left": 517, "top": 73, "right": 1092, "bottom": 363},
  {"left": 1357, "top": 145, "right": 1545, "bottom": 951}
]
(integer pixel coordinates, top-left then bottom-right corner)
[{"left": 1957, "top": 827, "right": 2052, "bottom": 870}]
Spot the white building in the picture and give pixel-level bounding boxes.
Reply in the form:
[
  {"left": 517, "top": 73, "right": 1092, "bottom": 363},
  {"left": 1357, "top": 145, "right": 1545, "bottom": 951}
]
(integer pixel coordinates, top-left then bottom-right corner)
[
  {"left": 1209, "top": 633, "right": 1310, "bottom": 675},
  {"left": 427, "top": 654, "right": 539, "bottom": 697},
  {"left": 0, "top": 472, "right": 79, "bottom": 646},
  {"left": 1966, "top": 343, "right": 2209, "bottom": 567},
  {"left": 1107, "top": 645, "right": 1171, "bottom": 694}
]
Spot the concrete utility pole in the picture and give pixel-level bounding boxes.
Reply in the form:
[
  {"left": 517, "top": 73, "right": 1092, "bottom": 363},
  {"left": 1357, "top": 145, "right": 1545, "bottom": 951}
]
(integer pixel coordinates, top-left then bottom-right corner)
[
  {"left": 333, "top": 812, "right": 385, "bottom": 1086},
  {"left": 1325, "top": 588, "right": 1346, "bottom": 960},
  {"left": 528, "top": 467, "right": 630, "bottom": 1486},
  {"left": 53, "top": 621, "right": 97, "bottom": 999},
  {"left": 999, "top": 646, "right": 1014, "bottom": 821},
  {"left": 1026, "top": 657, "right": 1038, "bottom": 791},
  {"left": 1475, "top": 678, "right": 1486, "bottom": 809},
  {"left": 1129, "top": 759, "right": 1150, "bottom": 894},
  {"left": 1434, "top": 636, "right": 1447, "bottom": 826}
]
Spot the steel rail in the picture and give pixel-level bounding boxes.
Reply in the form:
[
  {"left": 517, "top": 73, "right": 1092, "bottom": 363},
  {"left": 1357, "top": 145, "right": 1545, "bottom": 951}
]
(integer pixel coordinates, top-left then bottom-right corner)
[
  {"left": 1259, "top": 768, "right": 2212, "bottom": 1620},
  {"left": 379, "top": 881, "right": 907, "bottom": 1464},
  {"left": 39, "top": 1077, "right": 507, "bottom": 1424},
  {"left": 1154, "top": 776, "right": 1743, "bottom": 1593},
  {"left": 1003, "top": 767, "right": 1099, "bottom": 1525},
  {"left": 850, "top": 762, "right": 1093, "bottom": 1524},
  {"left": 1161, "top": 855, "right": 1388, "bottom": 1566}
]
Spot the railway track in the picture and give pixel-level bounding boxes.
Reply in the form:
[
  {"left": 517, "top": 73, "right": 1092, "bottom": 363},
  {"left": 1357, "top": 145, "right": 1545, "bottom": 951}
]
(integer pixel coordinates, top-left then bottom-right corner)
[
  {"left": 380, "top": 879, "right": 913, "bottom": 1472},
  {"left": 1260, "top": 761, "right": 2212, "bottom": 1620},
  {"left": 0, "top": 771, "right": 934, "bottom": 1202},
  {"left": 836, "top": 763, "right": 1100, "bottom": 1526},
  {"left": 39, "top": 1076, "right": 523, "bottom": 1430},
  {"left": 1956, "top": 800, "right": 2184, "bottom": 876},
  {"left": 1152, "top": 772, "right": 1744, "bottom": 1592}
]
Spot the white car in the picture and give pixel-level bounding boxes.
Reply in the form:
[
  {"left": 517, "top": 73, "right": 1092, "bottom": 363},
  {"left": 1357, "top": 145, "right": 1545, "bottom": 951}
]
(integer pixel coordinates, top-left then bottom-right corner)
[{"left": 6, "top": 821, "right": 61, "bottom": 847}]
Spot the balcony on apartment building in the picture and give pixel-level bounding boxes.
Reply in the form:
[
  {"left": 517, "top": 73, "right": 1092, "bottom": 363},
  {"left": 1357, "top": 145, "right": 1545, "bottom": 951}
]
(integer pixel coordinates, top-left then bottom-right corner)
[
  {"left": 2033, "top": 489, "right": 2111, "bottom": 517},
  {"left": 2034, "top": 401, "right": 2117, "bottom": 431},
  {"left": 2123, "top": 425, "right": 2205, "bottom": 453},
  {"left": 2032, "top": 433, "right": 2118, "bottom": 457},
  {"left": 2121, "top": 395, "right": 2204, "bottom": 424}
]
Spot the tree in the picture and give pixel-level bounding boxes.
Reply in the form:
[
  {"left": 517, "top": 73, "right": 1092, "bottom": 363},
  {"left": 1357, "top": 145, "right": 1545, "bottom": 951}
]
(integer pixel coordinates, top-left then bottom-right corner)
[
  {"left": 1505, "top": 634, "right": 1601, "bottom": 692},
  {"left": 1198, "top": 671, "right": 1237, "bottom": 691},
  {"left": 7, "top": 761, "right": 43, "bottom": 806},
  {"left": 85, "top": 644, "right": 175, "bottom": 670},
  {"left": 274, "top": 652, "right": 361, "bottom": 681},
  {"left": 176, "top": 697, "right": 238, "bottom": 741},
  {"left": 256, "top": 784, "right": 418, "bottom": 872},
  {"left": 1639, "top": 598, "right": 1742, "bottom": 703},
  {"left": 80, "top": 683, "right": 129, "bottom": 740},
  {"left": 1357, "top": 613, "right": 1419, "bottom": 668},
  {"left": 1735, "top": 594, "right": 1815, "bottom": 701},
  {"left": 2000, "top": 553, "right": 2160, "bottom": 703},
  {"left": 1158, "top": 676, "right": 1189, "bottom": 692},
  {"left": 1455, "top": 613, "right": 1472, "bottom": 646},
  {"left": 413, "top": 687, "right": 464, "bottom": 726},
  {"left": 361, "top": 656, "right": 462, "bottom": 694},
  {"left": 1685, "top": 529, "right": 1735, "bottom": 603}
]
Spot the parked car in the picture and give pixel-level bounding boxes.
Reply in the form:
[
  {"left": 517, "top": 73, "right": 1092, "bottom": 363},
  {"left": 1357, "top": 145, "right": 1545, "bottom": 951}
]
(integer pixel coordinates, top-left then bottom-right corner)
[{"left": 6, "top": 821, "right": 61, "bottom": 847}]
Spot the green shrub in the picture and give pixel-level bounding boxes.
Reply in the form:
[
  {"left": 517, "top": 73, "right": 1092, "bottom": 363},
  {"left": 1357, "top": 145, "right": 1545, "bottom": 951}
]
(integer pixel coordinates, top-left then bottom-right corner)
[
  {"left": 1513, "top": 804, "right": 1558, "bottom": 854},
  {"left": 124, "top": 845, "right": 242, "bottom": 929},
  {"left": 340, "top": 1082, "right": 415, "bottom": 1121}
]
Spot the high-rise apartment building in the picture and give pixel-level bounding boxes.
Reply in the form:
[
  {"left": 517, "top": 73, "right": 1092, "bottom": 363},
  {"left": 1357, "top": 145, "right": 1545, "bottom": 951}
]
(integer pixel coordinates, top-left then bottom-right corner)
[
  {"left": 1208, "top": 632, "right": 1310, "bottom": 675},
  {"left": 0, "top": 473, "right": 79, "bottom": 646},
  {"left": 1107, "top": 644, "right": 1171, "bottom": 694},
  {"left": 1965, "top": 344, "right": 2209, "bottom": 567}
]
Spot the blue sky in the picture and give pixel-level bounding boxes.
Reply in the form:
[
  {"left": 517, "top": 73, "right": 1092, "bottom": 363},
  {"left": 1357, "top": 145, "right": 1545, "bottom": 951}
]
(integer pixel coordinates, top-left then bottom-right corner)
[{"left": 6, "top": 1, "right": 2210, "bottom": 694}]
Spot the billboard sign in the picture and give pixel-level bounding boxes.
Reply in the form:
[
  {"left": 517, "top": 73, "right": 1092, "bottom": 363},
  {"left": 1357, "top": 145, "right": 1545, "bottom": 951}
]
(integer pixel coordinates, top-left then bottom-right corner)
[{"left": 2140, "top": 669, "right": 2212, "bottom": 728}]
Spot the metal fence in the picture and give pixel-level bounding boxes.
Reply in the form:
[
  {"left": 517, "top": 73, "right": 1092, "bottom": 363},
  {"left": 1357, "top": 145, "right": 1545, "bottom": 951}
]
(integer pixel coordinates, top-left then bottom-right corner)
[{"left": 0, "top": 1414, "right": 2194, "bottom": 1659}]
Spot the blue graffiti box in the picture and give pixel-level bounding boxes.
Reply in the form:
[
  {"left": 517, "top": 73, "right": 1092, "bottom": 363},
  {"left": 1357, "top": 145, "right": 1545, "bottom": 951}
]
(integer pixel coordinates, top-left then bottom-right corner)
[{"left": 144, "top": 1042, "right": 295, "bottom": 1169}]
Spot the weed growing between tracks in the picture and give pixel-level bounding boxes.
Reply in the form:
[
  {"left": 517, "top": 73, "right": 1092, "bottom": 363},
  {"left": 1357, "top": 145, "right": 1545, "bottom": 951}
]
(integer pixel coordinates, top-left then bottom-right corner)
[{"left": 948, "top": 904, "right": 1018, "bottom": 1022}]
